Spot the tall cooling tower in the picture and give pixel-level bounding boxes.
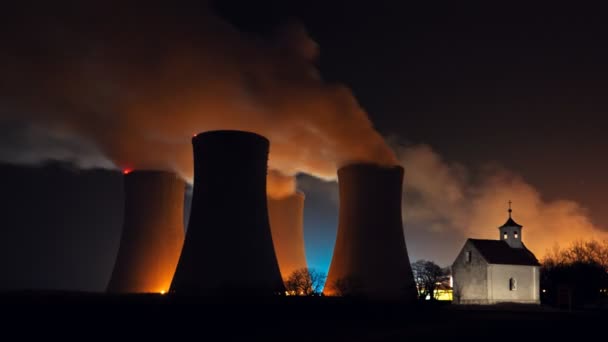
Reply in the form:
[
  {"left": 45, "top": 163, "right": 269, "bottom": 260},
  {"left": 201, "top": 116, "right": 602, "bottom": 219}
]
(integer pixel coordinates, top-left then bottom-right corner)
[
  {"left": 324, "top": 163, "right": 417, "bottom": 299},
  {"left": 170, "top": 130, "right": 285, "bottom": 295},
  {"left": 107, "top": 170, "right": 185, "bottom": 293},
  {"left": 268, "top": 191, "right": 308, "bottom": 281}
]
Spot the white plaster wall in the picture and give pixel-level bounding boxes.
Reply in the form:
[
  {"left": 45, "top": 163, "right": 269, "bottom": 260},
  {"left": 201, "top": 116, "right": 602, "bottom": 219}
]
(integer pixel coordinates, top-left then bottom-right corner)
[
  {"left": 452, "top": 241, "right": 488, "bottom": 304},
  {"left": 487, "top": 264, "right": 540, "bottom": 304}
]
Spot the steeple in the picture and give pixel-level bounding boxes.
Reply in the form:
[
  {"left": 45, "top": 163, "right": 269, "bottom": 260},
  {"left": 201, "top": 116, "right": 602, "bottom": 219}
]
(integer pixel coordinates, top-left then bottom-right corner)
[{"left": 499, "top": 201, "right": 523, "bottom": 248}]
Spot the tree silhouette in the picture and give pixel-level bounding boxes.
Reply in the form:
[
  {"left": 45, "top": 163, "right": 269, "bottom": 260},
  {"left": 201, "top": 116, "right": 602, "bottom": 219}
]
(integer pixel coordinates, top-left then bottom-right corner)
[
  {"left": 541, "top": 239, "right": 608, "bottom": 308},
  {"left": 285, "top": 268, "right": 326, "bottom": 296},
  {"left": 543, "top": 239, "right": 608, "bottom": 270},
  {"left": 411, "top": 259, "right": 446, "bottom": 300}
]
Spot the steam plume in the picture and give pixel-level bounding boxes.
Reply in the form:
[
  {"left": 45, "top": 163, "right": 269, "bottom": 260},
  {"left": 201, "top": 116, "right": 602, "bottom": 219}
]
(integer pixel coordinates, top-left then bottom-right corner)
[
  {"left": 398, "top": 144, "right": 608, "bottom": 264},
  {"left": 0, "top": 4, "right": 395, "bottom": 186},
  {"left": 267, "top": 170, "right": 297, "bottom": 199}
]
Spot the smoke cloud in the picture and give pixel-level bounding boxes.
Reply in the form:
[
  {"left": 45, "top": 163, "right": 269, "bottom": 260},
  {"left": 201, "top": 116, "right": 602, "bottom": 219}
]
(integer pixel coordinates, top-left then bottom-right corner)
[
  {"left": 0, "top": 121, "right": 113, "bottom": 169},
  {"left": 398, "top": 143, "right": 608, "bottom": 263},
  {"left": 0, "top": 3, "right": 395, "bottom": 187},
  {"left": 267, "top": 170, "right": 297, "bottom": 199},
  {"left": 3, "top": 4, "right": 603, "bottom": 267}
]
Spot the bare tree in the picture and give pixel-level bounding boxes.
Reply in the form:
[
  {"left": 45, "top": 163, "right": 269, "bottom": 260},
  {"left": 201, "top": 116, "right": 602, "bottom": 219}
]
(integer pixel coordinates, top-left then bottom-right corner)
[
  {"left": 285, "top": 268, "right": 326, "bottom": 296},
  {"left": 542, "top": 239, "right": 608, "bottom": 270},
  {"left": 541, "top": 239, "right": 608, "bottom": 307},
  {"left": 411, "top": 259, "right": 445, "bottom": 300}
]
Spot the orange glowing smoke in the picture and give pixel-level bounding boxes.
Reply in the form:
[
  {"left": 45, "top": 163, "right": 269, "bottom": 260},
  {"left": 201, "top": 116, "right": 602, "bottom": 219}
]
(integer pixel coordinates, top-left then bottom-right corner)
[
  {"left": 267, "top": 170, "right": 296, "bottom": 199},
  {"left": 0, "top": 5, "right": 396, "bottom": 186},
  {"left": 397, "top": 144, "right": 608, "bottom": 264}
]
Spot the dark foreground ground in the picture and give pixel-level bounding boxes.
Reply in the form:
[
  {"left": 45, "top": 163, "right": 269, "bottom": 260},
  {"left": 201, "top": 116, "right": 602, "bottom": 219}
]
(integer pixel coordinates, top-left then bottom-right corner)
[{"left": 1, "top": 292, "right": 606, "bottom": 340}]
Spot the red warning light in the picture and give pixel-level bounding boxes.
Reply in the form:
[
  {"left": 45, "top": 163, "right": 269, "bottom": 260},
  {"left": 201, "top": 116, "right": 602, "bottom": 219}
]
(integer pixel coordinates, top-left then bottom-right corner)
[{"left": 123, "top": 168, "right": 133, "bottom": 175}]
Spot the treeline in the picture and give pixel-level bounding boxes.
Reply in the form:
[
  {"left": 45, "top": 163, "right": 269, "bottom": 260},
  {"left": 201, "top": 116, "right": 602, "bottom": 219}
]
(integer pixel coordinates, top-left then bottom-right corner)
[{"left": 541, "top": 239, "right": 608, "bottom": 308}]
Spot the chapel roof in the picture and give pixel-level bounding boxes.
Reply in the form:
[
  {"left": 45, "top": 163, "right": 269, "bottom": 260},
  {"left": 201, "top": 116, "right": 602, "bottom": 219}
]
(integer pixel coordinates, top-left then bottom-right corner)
[{"left": 468, "top": 239, "right": 540, "bottom": 266}]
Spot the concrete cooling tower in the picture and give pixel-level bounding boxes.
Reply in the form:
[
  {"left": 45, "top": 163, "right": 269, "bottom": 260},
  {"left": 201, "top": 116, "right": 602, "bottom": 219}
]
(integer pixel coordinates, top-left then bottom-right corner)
[
  {"left": 107, "top": 170, "right": 185, "bottom": 294},
  {"left": 324, "top": 163, "right": 417, "bottom": 299},
  {"left": 268, "top": 191, "right": 308, "bottom": 281},
  {"left": 170, "top": 130, "right": 285, "bottom": 295}
]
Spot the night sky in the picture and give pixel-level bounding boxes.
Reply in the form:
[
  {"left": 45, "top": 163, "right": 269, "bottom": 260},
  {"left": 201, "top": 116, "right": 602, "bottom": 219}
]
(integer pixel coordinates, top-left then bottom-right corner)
[{"left": 1, "top": 2, "right": 608, "bottom": 291}]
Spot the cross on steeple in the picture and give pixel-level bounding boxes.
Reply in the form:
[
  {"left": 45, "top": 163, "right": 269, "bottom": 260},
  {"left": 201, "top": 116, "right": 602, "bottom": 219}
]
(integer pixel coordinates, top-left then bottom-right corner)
[{"left": 508, "top": 200, "right": 512, "bottom": 218}]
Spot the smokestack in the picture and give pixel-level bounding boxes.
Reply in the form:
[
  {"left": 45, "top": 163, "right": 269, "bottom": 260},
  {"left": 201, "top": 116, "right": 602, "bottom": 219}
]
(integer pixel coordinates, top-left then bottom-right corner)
[
  {"left": 324, "top": 163, "right": 417, "bottom": 299},
  {"left": 268, "top": 191, "right": 308, "bottom": 281},
  {"left": 170, "top": 130, "right": 285, "bottom": 295},
  {"left": 107, "top": 170, "right": 185, "bottom": 293}
]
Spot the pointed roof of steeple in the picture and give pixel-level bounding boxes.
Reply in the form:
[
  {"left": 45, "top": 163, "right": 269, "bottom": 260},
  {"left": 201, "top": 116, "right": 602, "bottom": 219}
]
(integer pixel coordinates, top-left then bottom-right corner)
[
  {"left": 501, "top": 217, "right": 522, "bottom": 228},
  {"left": 499, "top": 200, "right": 522, "bottom": 228}
]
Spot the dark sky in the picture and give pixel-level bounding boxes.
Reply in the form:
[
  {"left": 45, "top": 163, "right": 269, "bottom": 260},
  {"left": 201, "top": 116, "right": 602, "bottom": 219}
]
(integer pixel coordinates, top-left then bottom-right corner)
[
  {"left": 224, "top": 1, "right": 608, "bottom": 214},
  {"left": 1, "top": 1, "right": 608, "bottom": 291},
  {"left": 215, "top": 1, "right": 608, "bottom": 217}
]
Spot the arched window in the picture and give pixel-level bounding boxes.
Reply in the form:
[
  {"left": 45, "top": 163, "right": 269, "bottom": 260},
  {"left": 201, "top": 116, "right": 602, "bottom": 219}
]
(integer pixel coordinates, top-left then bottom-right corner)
[
  {"left": 514, "top": 231, "right": 518, "bottom": 239},
  {"left": 503, "top": 232, "right": 508, "bottom": 240},
  {"left": 466, "top": 251, "right": 472, "bottom": 263},
  {"left": 509, "top": 278, "right": 517, "bottom": 291}
]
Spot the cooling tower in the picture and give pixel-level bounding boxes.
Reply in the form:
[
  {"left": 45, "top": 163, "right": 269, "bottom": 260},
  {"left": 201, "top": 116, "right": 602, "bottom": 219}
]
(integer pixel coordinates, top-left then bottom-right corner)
[
  {"left": 170, "top": 130, "right": 285, "bottom": 295},
  {"left": 324, "top": 163, "right": 417, "bottom": 299},
  {"left": 107, "top": 170, "right": 185, "bottom": 293},
  {"left": 268, "top": 191, "right": 308, "bottom": 281}
]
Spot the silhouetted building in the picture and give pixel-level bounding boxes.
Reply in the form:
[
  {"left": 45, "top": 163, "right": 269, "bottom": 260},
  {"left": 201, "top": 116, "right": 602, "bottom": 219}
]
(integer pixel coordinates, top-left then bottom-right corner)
[
  {"left": 268, "top": 191, "right": 308, "bottom": 282},
  {"left": 324, "top": 163, "right": 417, "bottom": 299},
  {"left": 170, "top": 130, "right": 285, "bottom": 295},
  {"left": 452, "top": 204, "right": 540, "bottom": 304},
  {"left": 107, "top": 170, "right": 185, "bottom": 293}
]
